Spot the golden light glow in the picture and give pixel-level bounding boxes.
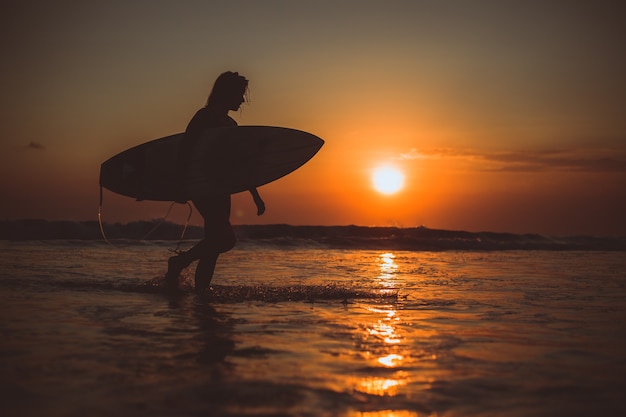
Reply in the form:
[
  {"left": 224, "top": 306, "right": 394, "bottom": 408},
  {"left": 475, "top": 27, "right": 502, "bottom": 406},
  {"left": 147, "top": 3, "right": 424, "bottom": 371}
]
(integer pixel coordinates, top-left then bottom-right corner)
[
  {"left": 372, "top": 166, "right": 405, "bottom": 195},
  {"left": 356, "top": 376, "right": 408, "bottom": 397},
  {"left": 368, "top": 322, "right": 401, "bottom": 344},
  {"left": 346, "top": 410, "right": 418, "bottom": 417},
  {"left": 378, "top": 353, "right": 404, "bottom": 367},
  {"left": 378, "top": 253, "right": 398, "bottom": 288}
]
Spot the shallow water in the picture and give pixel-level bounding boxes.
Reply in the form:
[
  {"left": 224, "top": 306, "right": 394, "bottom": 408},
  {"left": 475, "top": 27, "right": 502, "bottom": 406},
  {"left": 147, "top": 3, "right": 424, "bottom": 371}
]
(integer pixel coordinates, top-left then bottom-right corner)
[{"left": 1, "top": 241, "right": 625, "bottom": 416}]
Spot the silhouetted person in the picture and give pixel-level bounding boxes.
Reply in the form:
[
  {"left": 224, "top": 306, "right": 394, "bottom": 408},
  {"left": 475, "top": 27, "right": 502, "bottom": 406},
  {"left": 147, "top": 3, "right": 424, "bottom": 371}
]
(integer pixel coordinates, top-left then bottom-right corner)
[{"left": 166, "top": 71, "right": 265, "bottom": 291}]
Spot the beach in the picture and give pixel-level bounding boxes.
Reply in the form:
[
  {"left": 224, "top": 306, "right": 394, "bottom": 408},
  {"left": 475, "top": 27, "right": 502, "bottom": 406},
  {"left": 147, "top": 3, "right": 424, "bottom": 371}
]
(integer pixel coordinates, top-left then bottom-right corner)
[{"left": 1, "top": 239, "right": 625, "bottom": 416}]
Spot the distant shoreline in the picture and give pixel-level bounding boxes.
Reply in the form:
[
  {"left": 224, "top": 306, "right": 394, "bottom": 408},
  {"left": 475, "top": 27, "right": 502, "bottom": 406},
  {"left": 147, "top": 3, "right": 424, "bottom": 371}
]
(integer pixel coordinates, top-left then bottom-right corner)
[{"left": 1, "top": 219, "right": 624, "bottom": 251}]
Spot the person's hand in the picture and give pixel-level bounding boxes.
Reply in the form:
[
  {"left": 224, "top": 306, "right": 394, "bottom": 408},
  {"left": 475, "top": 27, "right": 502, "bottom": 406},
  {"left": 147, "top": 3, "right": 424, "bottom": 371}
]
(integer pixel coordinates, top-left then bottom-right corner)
[
  {"left": 255, "top": 196, "right": 265, "bottom": 216},
  {"left": 249, "top": 187, "right": 265, "bottom": 216}
]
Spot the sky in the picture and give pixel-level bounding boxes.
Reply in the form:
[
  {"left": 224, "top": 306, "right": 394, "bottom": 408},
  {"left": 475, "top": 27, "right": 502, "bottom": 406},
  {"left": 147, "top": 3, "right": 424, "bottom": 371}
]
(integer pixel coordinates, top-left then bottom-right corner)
[{"left": 1, "top": 1, "right": 625, "bottom": 236}]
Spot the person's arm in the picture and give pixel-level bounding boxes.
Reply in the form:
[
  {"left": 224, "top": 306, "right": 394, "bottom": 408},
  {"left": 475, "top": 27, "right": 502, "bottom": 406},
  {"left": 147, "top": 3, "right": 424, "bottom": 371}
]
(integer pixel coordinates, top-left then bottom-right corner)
[{"left": 249, "top": 187, "right": 265, "bottom": 216}]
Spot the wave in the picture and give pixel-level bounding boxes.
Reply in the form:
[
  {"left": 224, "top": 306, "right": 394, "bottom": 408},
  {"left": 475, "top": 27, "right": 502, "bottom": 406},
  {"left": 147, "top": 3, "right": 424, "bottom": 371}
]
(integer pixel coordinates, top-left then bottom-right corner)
[{"left": 1, "top": 220, "right": 625, "bottom": 251}]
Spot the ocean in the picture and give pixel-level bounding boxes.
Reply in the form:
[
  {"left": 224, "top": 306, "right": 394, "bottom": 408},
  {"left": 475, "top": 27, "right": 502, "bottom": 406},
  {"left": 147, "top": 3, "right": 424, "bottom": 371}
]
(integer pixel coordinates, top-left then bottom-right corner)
[{"left": 1, "top": 237, "right": 625, "bottom": 417}]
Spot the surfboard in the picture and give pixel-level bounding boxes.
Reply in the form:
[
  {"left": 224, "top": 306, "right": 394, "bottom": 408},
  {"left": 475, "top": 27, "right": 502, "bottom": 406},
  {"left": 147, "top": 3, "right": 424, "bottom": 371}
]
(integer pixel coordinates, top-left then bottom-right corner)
[{"left": 99, "top": 126, "right": 324, "bottom": 201}]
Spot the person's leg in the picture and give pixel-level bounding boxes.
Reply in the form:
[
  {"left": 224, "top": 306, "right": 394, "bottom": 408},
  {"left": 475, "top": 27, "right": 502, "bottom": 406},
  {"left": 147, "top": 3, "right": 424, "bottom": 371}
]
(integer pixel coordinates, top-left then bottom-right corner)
[
  {"left": 166, "top": 195, "right": 235, "bottom": 290},
  {"left": 164, "top": 239, "right": 205, "bottom": 285},
  {"left": 194, "top": 252, "right": 219, "bottom": 292},
  {"left": 165, "top": 198, "right": 212, "bottom": 288},
  {"left": 192, "top": 225, "right": 236, "bottom": 290},
  {"left": 164, "top": 250, "right": 192, "bottom": 290}
]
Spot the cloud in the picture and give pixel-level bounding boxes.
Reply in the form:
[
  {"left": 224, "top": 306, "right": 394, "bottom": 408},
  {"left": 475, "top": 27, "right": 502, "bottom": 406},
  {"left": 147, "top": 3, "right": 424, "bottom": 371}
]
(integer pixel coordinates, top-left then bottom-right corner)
[
  {"left": 398, "top": 148, "right": 423, "bottom": 160},
  {"left": 25, "top": 141, "right": 44, "bottom": 150},
  {"left": 396, "top": 146, "right": 626, "bottom": 173},
  {"left": 398, "top": 148, "right": 474, "bottom": 161},
  {"left": 482, "top": 149, "right": 626, "bottom": 173}
]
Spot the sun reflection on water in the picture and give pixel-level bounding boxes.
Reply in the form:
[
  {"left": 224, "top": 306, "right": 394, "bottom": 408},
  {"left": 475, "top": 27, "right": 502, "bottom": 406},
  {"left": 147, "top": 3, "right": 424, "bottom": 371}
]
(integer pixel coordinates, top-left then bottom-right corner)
[
  {"left": 346, "top": 410, "right": 418, "bottom": 417},
  {"left": 347, "top": 252, "right": 414, "bottom": 400},
  {"left": 378, "top": 353, "right": 404, "bottom": 367},
  {"left": 356, "top": 373, "right": 408, "bottom": 396},
  {"left": 367, "top": 308, "right": 401, "bottom": 344},
  {"left": 349, "top": 301, "right": 409, "bottom": 398},
  {"left": 377, "top": 252, "right": 398, "bottom": 288}
]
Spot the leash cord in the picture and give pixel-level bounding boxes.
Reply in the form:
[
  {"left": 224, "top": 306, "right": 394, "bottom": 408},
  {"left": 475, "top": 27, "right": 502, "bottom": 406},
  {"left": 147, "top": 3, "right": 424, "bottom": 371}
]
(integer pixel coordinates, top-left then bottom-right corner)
[{"left": 98, "top": 185, "right": 193, "bottom": 250}]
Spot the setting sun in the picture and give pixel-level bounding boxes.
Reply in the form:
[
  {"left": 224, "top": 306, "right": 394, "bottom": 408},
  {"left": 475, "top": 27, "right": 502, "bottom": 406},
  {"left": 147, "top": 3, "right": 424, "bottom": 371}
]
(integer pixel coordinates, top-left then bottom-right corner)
[{"left": 372, "top": 166, "right": 405, "bottom": 195}]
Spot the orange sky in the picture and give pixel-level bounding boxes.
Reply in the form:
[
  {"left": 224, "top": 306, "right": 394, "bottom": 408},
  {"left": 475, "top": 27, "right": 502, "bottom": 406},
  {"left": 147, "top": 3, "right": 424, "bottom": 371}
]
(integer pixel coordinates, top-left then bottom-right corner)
[{"left": 1, "top": 1, "right": 625, "bottom": 236}]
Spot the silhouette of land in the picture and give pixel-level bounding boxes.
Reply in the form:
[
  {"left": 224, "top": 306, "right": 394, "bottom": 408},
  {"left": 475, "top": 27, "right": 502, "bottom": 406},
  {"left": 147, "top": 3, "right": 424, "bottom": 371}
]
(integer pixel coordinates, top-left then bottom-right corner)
[{"left": 1, "top": 219, "right": 624, "bottom": 251}]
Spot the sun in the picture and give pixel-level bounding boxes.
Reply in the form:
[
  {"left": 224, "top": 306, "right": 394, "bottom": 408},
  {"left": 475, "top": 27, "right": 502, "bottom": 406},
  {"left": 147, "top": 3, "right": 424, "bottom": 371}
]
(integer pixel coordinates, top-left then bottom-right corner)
[{"left": 372, "top": 166, "right": 405, "bottom": 194}]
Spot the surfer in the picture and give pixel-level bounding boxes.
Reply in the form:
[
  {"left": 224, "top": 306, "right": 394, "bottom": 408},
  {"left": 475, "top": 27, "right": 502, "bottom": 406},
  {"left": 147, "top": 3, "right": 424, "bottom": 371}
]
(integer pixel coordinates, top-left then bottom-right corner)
[{"left": 166, "top": 71, "right": 265, "bottom": 291}]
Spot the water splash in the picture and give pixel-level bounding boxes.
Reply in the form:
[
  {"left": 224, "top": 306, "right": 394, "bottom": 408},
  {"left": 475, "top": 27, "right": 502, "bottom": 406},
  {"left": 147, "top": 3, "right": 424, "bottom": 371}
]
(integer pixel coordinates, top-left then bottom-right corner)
[{"left": 48, "top": 274, "right": 399, "bottom": 304}]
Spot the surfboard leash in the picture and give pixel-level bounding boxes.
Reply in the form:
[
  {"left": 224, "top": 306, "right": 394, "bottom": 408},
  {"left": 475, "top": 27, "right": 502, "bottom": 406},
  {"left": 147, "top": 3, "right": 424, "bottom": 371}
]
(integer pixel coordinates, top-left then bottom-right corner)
[
  {"left": 97, "top": 185, "right": 116, "bottom": 247},
  {"left": 171, "top": 201, "right": 193, "bottom": 254},
  {"left": 98, "top": 185, "right": 193, "bottom": 251}
]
